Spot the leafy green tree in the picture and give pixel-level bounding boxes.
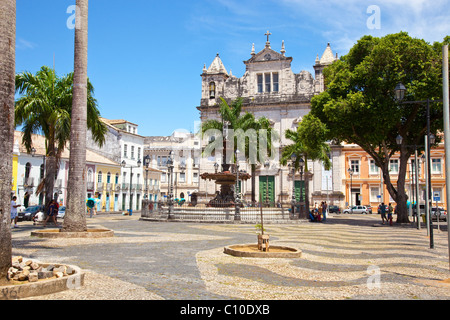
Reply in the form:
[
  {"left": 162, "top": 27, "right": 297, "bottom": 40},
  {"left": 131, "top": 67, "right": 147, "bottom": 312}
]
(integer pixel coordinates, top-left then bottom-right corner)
[
  {"left": 280, "top": 113, "right": 331, "bottom": 217},
  {"left": 15, "top": 66, "right": 106, "bottom": 215},
  {"left": 201, "top": 97, "right": 276, "bottom": 202},
  {"left": 310, "top": 32, "right": 449, "bottom": 223}
]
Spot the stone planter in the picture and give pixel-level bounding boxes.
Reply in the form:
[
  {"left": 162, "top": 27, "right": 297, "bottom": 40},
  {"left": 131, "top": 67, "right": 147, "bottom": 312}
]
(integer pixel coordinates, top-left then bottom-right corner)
[
  {"left": 224, "top": 244, "right": 302, "bottom": 258},
  {"left": 31, "top": 228, "right": 114, "bottom": 238}
]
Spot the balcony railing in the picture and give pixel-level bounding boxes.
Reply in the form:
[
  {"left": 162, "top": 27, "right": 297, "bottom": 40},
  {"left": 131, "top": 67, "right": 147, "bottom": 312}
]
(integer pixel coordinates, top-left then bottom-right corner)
[{"left": 23, "top": 177, "right": 34, "bottom": 187}]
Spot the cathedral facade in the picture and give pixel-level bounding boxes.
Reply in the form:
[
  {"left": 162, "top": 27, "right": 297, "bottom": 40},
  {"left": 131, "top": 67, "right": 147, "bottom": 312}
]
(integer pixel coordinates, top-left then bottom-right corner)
[{"left": 197, "top": 33, "right": 345, "bottom": 206}]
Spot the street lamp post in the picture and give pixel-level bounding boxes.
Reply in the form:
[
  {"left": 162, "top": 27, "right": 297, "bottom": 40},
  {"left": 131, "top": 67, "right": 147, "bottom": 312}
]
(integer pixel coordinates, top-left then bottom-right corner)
[
  {"left": 144, "top": 155, "right": 150, "bottom": 200},
  {"left": 166, "top": 151, "right": 174, "bottom": 219},
  {"left": 299, "top": 157, "right": 305, "bottom": 219},
  {"left": 121, "top": 158, "right": 141, "bottom": 216},
  {"left": 348, "top": 167, "right": 354, "bottom": 214},
  {"left": 395, "top": 82, "right": 439, "bottom": 247},
  {"left": 396, "top": 135, "right": 431, "bottom": 231},
  {"left": 290, "top": 154, "right": 296, "bottom": 218},
  {"left": 234, "top": 149, "right": 241, "bottom": 221},
  {"left": 264, "top": 160, "right": 270, "bottom": 207}
]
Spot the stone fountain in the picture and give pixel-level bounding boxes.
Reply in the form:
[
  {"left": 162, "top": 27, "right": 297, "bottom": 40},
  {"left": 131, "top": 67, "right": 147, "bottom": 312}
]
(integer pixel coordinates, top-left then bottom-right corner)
[{"left": 201, "top": 166, "right": 251, "bottom": 207}]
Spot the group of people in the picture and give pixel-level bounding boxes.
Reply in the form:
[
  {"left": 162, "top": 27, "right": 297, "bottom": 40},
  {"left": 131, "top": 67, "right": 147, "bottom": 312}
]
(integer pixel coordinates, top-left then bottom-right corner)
[
  {"left": 379, "top": 202, "right": 394, "bottom": 225},
  {"left": 309, "top": 201, "right": 328, "bottom": 222},
  {"left": 10, "top": 195, "right": 61, "bottom": 228}
]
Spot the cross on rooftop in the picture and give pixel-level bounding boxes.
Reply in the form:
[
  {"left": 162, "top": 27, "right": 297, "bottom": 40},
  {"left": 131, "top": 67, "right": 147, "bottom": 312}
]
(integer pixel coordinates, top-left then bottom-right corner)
[{"left": 265, "top": 30, "right": 272, "bottom": 42}]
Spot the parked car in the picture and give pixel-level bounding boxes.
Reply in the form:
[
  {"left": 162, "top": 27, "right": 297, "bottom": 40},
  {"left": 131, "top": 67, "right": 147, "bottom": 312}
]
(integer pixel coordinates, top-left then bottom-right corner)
[
  {"left": 328, "top": 205, "right": 341, "bottom": 214},
  {"left": 431, "top": 207, "right": 447, "bottom": 222},
  {"left": 18, "top": 205, "right": 44, "bottom": 221},
  {"left": 344, "top": 205, "right": 370, "bottom": 214},
  {"left": 363, "top": 205, "right": 373, "bottom": 214},
  {"left": 57, "top": 206, "right": 66, "bottom": 219}
]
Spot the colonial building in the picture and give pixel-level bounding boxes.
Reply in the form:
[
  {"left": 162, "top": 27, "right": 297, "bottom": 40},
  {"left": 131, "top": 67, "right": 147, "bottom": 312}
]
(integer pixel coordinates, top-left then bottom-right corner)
[
  {"left": 13, "top": 131, "right": 122, "bottom": 210},
  {"left": 144, "top": 130, "right": 201, "bottom": 203},
  {"left": 196, "top": 32, "right": 343, "bottom": 206},
  {"left": 87, "top": 118, "right": 151, "bottom": 212},
  {"left": 343, "top": 141, "right": 448, "bottom": 210}
]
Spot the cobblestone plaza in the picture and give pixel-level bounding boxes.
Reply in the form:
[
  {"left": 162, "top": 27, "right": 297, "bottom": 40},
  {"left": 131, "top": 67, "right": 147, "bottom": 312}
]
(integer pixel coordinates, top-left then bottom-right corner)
[{"left": 10, "top": 213, "right": 450, "bottom": 301}]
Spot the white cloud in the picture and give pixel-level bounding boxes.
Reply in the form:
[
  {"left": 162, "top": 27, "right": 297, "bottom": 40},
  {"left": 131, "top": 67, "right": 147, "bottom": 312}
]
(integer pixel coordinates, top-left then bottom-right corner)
[
  {"left": 16, "top": 38, "right": 36, "bottom": 50},
  {"left": 278, "top": 0, "right": 450, "bottom": 54}
]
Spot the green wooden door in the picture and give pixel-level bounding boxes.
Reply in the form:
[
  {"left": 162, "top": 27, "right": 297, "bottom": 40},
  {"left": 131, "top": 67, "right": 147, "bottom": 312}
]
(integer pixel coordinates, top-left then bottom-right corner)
[
  {"left": 294, "top": 180, "right": 305, "bottom": 202},
  {"left": 259, "top": 176, "right": 275, "bottom": 204}
]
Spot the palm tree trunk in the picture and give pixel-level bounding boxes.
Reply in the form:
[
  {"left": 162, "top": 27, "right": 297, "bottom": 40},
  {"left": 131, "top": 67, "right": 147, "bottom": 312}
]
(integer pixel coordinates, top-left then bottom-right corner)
[
  {"left": 0, "top": 0, "right": 15, "bottom": 284},
  {"left": 63, "top": 0, "right": 89, "bottom": 232}
]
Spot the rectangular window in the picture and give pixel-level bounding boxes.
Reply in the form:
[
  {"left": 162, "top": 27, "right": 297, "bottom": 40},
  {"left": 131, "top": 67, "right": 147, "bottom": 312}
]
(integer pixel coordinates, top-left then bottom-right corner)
[
  {"left": 273, "top": 73, "right": 279, "bottom": 92},
  {"left": 432, "top": 159, "right": 442, "bottom": 173},
  {"left": 131, "top": 146, "right": 135, "bottom": 159},
  {"left": 265, "top": 73, "right": 271, "bottom": 93},
  {"left": 193, "top": 172, "right": 199, "bottom": 183},
  {"left": 137, "top": 148, "right": 141, "bottom": 161},
  {"left": 124, "top": 144, "right": 128, "bottom": 158},
  {"left": 161, "top": 172, "right": 166, "bottom": 183},
  {"left": 257, "top": 74, "right": 263, "bottom": 93},
  {"left": 369, "top": 159, "right": 379, "bottom": 174},
  {"left": 370, "top": 187, "right": 380, "bottom": 202},
  {"left": 390, "top": 159, "right": 399, "bottom": 174},
  {"left": 179, "top": 173, "right": 186, "bottom": 183},
  {"left": 350, "top": 160, "right": 360, "bottom": 174}
]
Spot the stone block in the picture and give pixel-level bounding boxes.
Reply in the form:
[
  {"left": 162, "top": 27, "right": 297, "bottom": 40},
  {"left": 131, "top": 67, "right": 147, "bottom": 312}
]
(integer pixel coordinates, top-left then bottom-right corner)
[{"left": 38, "top": 271, "right": 53, "bottom": 279}]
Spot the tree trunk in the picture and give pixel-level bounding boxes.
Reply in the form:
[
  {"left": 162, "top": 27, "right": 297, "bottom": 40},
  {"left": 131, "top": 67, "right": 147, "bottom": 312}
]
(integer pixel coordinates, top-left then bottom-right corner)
[
  {"left": 0, "top": 0, "right": 15, "bottom": 284},
  {"left": 63, "top": 0, "right": 88, "bottom": 232},
  {"left": 384, "top": 149, "right": 411, "bottom": 223}
]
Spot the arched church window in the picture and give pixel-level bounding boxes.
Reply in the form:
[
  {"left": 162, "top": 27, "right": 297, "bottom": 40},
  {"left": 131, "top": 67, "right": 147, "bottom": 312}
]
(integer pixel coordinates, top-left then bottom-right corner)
[{"left": 209, "top": 82, "right": 216, "bottom": 99}]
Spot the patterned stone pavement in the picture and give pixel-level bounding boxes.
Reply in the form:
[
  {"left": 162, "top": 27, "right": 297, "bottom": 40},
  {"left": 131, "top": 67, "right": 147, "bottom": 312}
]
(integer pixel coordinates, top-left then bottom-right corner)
[{"left": 10, "top": 213, "right": 450, "bottom": 300}]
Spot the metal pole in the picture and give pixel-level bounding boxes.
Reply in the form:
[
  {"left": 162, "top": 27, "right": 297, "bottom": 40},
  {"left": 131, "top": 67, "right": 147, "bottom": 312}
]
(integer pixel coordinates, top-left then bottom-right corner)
[
  {"left": 129, "top": 166, "right": 133, "bottom": 215},
  {"left": 424, "top": 135, "right": 430, "bottom": 236},
  {"left": 442, "top": 44, "right": 450, "bottom": 269},
  {"left": 426, "top": 111, "right": 435, "bottom": 248},
  {"left": 414, "top": 149, "right": 420, "bottom": 229}
]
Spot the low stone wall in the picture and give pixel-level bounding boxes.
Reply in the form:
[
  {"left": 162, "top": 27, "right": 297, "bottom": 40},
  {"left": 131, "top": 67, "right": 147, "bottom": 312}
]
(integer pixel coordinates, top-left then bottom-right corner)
[{"left": 1, "top": 257, "right": 84, "bottom": 300}]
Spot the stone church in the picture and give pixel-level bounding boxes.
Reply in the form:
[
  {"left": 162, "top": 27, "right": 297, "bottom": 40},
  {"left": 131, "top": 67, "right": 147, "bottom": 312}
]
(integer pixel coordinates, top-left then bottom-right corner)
[{"left": 196, "top": 32, "right": 344, "bottom": 206}]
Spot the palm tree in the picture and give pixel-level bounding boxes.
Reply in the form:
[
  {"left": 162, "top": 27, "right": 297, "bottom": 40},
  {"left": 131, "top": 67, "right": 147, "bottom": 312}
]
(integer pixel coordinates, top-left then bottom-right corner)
[
  {"left": 14, "top": 66, "right": 106, "bottom": 216},
  {"left": 201, "top": 97, "right": 276, "bottom": 202},
  {"left": 281, "top": 115, "right": 331, "bottom": 218},
  {"left": 63, "top": 0, "right": 90, "bottom": 232},
  {"left": 0, "top": 0, "right": 15, "bottom": 284}
]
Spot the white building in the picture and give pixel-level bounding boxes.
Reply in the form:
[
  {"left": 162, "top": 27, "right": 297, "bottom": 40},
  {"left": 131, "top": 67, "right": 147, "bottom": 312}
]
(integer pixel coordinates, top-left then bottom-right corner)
[
  {"left": 87, "top": 118, "right": 148, "bottom": 212},
  {"left": 196, "top": 33, "right": 345, "bottom": 206},
  {"left": 144, "top": 130, "right": 201, "bottom": 203}
]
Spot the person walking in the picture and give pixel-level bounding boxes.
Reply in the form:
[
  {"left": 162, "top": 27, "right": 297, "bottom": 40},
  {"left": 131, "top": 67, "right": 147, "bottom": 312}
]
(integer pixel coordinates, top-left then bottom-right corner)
[
  {"left": 380, "top": 202, "right": 387, "bottom": 225},
  {"left": 43, "top": 200, "right": 59, "bottom": 227},
  {"left": 11, "top": 196, "right": 21, "bottom": 228},
  {"left": 322, "top": 201, "right": 328, "bottom": 221},
  {"left": 388, "top": 203, "right": 394, "bottom": 226}
]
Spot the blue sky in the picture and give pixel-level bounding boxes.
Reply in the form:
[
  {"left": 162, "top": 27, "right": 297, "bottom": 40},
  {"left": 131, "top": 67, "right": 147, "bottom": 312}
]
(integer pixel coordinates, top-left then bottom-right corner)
[{"left": 15, "top": 0, "right": 450, "bottom": 136}]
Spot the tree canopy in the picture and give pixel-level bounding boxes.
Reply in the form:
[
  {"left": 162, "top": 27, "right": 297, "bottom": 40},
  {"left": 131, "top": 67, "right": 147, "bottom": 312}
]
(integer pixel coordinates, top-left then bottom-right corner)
[{"left": 309, "top": 32, "right": 449, "bottom": 222}]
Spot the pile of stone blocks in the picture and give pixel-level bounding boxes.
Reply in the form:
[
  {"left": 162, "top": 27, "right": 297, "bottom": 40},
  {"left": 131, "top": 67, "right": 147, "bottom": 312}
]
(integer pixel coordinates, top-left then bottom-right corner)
[{"left": 8, "top": 256, "right": 74, "bottom": 283}]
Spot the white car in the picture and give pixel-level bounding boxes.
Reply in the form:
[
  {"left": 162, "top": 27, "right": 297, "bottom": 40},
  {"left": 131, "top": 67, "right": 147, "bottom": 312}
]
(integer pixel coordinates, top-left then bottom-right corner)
[
  {"left": 344, "top": 205, "right": 370, "bottom": 214},
  {"left": 57, "top": 206, "right": 66, "bottom": 219},
  {"left": 431, "top": 207, "right": 447, "bottom": 222}
]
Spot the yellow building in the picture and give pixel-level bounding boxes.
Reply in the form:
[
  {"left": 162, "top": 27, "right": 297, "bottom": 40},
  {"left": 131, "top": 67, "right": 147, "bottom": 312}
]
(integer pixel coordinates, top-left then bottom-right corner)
[{"left": 94, "top": 164, "right": 122, "bottom": 212}]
